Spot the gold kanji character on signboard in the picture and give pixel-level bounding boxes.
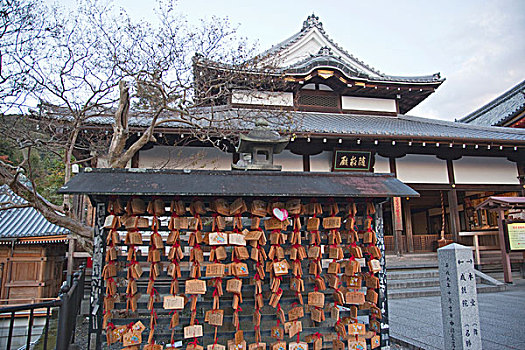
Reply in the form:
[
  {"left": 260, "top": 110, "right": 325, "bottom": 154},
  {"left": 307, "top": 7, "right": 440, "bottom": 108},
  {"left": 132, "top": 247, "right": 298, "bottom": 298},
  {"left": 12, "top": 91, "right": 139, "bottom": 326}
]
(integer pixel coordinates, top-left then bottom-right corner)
[
  {"left": 358, "top": 156, "right": 366, "bottom": 167},
  {"left": 350, "top": 156, "right": 357, "bottom": 167},
  {"left": 340, "top": 156, "right": 348, "bottom": 166}
]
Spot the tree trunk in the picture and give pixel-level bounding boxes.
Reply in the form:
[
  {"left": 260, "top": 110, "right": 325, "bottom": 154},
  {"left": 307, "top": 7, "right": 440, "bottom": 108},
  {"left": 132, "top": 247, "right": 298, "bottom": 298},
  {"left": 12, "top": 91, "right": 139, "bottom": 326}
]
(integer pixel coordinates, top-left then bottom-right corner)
[{"left": 108, "top": 80, "right": 131, "bottom": 168}]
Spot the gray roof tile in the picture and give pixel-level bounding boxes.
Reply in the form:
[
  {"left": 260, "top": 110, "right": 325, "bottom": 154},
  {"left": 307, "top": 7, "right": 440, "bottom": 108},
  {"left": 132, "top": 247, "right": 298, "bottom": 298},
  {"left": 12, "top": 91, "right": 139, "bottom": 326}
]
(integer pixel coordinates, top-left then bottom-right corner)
[
  {"left": 47, "top": 105, "right": 525, "bottom": 143},
  {"left": 459, "top": 80, "right": 525, "bottom": 126},
  {"left": 0, "top": 186, "right": 69, "bottom": 239}
]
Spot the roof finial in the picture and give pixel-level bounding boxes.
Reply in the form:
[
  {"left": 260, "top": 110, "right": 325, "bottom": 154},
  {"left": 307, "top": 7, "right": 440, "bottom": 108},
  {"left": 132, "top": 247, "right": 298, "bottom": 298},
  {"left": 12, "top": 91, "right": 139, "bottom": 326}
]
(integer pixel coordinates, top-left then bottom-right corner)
[
  {"left": 317, "top": 46, "right": 333, "bottom": 56},
  {"left": 302, "top": 13, "right": 324, "bottom": 32}
]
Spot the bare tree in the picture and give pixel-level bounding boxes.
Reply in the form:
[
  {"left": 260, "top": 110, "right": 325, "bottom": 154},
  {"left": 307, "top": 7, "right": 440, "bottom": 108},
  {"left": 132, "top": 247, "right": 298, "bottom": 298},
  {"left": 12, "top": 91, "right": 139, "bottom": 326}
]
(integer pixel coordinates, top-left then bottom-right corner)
[{"left": 0, "top": 0, "right": 296, "bottom": 253}]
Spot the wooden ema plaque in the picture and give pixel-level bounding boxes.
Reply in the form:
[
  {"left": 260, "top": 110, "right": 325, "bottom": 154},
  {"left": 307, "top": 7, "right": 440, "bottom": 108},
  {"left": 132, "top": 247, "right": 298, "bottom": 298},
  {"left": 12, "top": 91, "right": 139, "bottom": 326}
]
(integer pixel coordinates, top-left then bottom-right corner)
[
  {"left": 163, "top": 295, "right": 184, "bottom": 309},
  {"left": 248, "top": 343, "right": 266, "bottom": 350},
  {"left": 288, "top": 342, "right": 308, "bottom": 350},
  {"left": 206, "top": 263, "right": 225, "bottom": 278},
  {"left": 368, "top": 259, "right": 381, "bottom": 273},
  {"left": 348, "top": 323, "right": 366, "bottom": 335},
  {"left": 226, "top": 278, "right": 242, "bottom": 294},
  {"left": 208, "top": 345, "right": 226, "bottom": 350},
  {"left": 273, "top": 260, "right": 289, "bottom": 276},
  {"left": 228, "top": 340, "right": 247, "bottom": 350},
  {"left": 205, "top": 309, "right": 224, "bottom": 326},
  {"left": 99, "top": 197, "right": 386, "bottom": 348},
  {"left": 322, "top": 216, "right": 341, "bottom": 229},
  {"left": 185, "top": 279, "right": 207, "bottom": 294},
  {"left": 308, "top": 291, "right": 325, "bottom": 308},
  {"left": 345, "top": 291, "right": 365, "bottom": 305},
  {"left": 184, "top": 325, "right": 203, "bottom": 338},
  {"left": 229, "top": 233, "right": 247, "bottom": 246},
  {"left": 347, "top": 337, "right": 366, "bottom": 350},
  {"left": 209, "top": 232, "right": 228, "bottom": 245}
]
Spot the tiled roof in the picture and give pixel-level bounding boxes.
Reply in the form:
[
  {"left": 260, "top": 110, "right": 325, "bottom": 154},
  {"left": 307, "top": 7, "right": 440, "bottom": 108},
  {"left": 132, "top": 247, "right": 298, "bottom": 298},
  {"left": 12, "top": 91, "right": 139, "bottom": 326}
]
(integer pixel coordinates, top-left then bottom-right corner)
[
  {"left": 58, "top": 169, "right": 419, "bottom": 198},
  {"left": 75, "top": 107, "right": 525, "bottom": 143},
  {"left": 459, "top": 80, "right": 525, "bottom": 126},
  {"left": 257, "top": 14, "right": 443, "bottom": 85},
  {"left": 295, "top": 111, "right": 525, "bottom": 142},
  {"left": 0, "top": 185, "right": 69, "bottom": 239}
]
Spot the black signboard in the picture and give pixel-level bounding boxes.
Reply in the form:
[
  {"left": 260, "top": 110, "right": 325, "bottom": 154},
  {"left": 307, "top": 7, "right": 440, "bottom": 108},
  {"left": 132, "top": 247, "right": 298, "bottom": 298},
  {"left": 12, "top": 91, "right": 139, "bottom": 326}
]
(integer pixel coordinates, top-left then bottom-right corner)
[{"left": 333, "top": 150, "right": 372, "bottom": 171}]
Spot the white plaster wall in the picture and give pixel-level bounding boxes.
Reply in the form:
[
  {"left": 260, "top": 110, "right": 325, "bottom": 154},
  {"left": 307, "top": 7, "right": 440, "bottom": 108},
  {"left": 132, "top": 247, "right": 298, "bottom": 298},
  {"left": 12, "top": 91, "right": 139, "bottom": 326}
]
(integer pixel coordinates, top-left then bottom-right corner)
[
  {"left": 374, "top": 155, "right": 391, "bottom": 173},
  {"left": 231, "top": 90, "right": 294, "bottom": 106},
  {"left": 139, "top": 146, "right": 231, "bottom": 170},
  {"left": 278, "top": 31, "right": 326, "bottom": 67},
  {"left": 274, "top": 150, "right": 304, "bottom": 171},
  {"left": 395, "top": 154, "right": 449, "bottom": 184},
  {"left": 341, "top": 96, "right": 396, "bottom": 113},
  {"left": 310, "top": 151, "right": 332, "bottom": 172},
  {"left": 453, "top": 157, "right": 519, "bottom": 184}
]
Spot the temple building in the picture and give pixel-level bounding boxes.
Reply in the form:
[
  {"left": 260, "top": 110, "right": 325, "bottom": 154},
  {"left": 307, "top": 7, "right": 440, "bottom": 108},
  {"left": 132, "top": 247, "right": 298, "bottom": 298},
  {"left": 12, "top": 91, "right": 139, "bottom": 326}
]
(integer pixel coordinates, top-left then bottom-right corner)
[{"left": 69, "top": 15, "right": 525, "bottom": 255}]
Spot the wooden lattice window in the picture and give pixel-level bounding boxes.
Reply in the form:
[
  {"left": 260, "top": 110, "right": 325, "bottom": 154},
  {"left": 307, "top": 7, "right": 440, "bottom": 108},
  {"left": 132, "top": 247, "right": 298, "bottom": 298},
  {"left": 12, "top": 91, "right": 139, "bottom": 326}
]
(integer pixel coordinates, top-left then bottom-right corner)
[{"left": 298, "top": 93, "right": 338, "bottom": 108}]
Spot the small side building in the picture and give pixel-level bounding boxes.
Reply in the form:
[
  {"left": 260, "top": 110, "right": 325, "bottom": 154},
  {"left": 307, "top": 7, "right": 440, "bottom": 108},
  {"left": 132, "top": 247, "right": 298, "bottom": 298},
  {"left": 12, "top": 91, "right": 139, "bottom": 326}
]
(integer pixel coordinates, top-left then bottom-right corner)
[{"left": 0, "top": 186, "right": 68, "bottom": 304}]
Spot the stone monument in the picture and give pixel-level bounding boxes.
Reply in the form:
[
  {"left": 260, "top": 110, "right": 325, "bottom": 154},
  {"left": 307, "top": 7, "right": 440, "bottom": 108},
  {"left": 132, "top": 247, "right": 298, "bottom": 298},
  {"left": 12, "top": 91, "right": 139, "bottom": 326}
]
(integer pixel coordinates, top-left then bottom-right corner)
[{"left": 438, "top": 243, "right": 482, "bottom": 349}]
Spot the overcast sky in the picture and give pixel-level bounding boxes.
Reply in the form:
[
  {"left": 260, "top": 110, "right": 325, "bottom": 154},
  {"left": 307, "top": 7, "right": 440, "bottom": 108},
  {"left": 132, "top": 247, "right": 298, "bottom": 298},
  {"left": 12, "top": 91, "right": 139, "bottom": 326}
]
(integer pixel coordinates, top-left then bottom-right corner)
[{"left": 50, "top": 0, "right": 525, "bottom": 121}]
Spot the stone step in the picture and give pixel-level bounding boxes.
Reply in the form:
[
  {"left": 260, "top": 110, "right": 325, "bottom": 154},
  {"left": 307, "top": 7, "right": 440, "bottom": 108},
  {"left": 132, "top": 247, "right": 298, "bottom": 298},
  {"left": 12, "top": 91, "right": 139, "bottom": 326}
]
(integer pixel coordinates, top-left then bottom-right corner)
[
  {"left": 478, "top": 262, "right": 523, "bottom": 273},
  {"left": 388, "top": 268, "right": 439, "bottom": 280},
  {"left": 388, "top": 277, "right": 440, "bottom": 290},
  {"left": 387, "top": 283, "right": 508, "bottom": 299},
  {"left": 387, "top": 262, "right": 438, "bottom": 270}
]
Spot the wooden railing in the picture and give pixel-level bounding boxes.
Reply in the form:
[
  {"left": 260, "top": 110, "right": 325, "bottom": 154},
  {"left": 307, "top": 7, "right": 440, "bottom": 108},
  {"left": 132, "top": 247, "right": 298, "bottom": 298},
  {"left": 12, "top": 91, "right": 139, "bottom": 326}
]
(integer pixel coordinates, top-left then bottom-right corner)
[
  {"left": 458, "top": 231, "right": 500, "bottom": 266},
  {"left": 385, "top": 234, "right": 453, "bottom": 252},
  {"left": 0, "top": 264, "right": 85, "bottom": 350}
]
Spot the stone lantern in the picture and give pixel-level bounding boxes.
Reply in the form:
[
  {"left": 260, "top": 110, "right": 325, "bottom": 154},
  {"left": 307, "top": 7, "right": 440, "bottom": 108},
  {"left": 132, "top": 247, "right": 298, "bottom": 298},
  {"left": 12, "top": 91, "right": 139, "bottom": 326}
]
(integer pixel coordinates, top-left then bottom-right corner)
[{"left": 232, "top": 118, "right": 289, "bottom": 171}]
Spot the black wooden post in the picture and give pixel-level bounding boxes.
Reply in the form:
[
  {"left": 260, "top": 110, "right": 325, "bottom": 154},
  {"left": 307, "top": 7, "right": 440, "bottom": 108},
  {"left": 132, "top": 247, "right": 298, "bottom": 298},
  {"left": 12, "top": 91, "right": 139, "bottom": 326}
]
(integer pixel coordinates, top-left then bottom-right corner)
[
  {"left": 88, "top": 202, "right": 107, "bottom": 350},
  {"left": 56, "top": 283, "right": 71, "bottom": 350},
  {"left": 376, "top": 202, "right": 390, "bottom": 347}
]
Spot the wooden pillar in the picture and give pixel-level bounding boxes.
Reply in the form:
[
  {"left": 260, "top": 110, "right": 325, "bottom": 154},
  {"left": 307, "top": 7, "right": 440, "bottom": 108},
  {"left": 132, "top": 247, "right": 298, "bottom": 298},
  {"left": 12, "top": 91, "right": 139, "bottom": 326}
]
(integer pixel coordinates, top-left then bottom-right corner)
[
  {"left": 448, "top": 189, "right": 461, "bottom": 242},
  {"left": 517, "top": 162, "right": 525, "bottom": 196},
  {"left": 131, "top": 151, "right": 140, "bottom": 168},
  {"left": 303, "top": 154, "right": 310, "bottom": 172},
  {"left": 403, "top": 199, "right": 414, "bottom": 253},
  {"left": 497, "top": 208, "right": 513, "bottom": 283},
  {"left": 446, "top": 160, "right": 461, "bottom": 242},
  {"left": 388, "top": 157, "right": 403, "bottom": 255},
  {"left": 392, "top": 197, "right": 403, "bottom": 256},
  {"left": 38, "top": 247, "right": 46, "bottom": 300},
  {"left": 67, "top": 237, "right": 75, "bottom": 283}
]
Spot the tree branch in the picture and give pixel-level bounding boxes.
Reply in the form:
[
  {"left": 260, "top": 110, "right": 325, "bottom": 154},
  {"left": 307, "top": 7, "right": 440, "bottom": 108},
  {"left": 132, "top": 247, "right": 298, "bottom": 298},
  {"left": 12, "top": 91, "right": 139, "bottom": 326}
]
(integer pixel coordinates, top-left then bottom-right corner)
[{"left": 0, "top": 160, "right": 93, "bottom": 253}]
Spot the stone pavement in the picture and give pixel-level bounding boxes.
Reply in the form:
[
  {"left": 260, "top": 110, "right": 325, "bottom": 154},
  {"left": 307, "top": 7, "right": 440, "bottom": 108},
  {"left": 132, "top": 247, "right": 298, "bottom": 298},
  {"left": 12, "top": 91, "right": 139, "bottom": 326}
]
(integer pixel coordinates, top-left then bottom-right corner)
[{"left": 388, "top": 278, "right": 525, "bottom": 349}]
